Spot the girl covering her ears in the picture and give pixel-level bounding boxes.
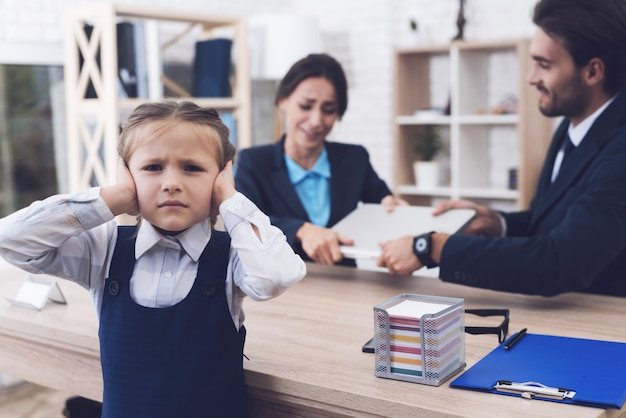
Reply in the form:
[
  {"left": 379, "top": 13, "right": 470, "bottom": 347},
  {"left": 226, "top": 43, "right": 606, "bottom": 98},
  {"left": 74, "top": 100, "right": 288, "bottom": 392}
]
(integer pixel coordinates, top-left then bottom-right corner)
[{"left": 0, "top": 101, "right": 306, "bottom": 418}]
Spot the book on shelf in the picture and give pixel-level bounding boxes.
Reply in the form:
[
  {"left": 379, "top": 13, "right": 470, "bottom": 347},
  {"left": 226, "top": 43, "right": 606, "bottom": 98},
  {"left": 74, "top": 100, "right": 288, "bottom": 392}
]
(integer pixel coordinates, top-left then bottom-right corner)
[
  {"left": 116, "top": 21, "right": 138, "bottom": 98},
  {"left": 192, "top": 38, "right": 232, "bottom": 98},
  {"left": 80, "top": 21, "right": 151, "bottom": 99}
]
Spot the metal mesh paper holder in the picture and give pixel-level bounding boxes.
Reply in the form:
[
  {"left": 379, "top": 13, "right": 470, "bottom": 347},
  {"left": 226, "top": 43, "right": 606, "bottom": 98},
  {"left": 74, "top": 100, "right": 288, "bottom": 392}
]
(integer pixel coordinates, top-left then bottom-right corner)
[{"left": 373, "top": 293, "right": 465, "bottom": 386}]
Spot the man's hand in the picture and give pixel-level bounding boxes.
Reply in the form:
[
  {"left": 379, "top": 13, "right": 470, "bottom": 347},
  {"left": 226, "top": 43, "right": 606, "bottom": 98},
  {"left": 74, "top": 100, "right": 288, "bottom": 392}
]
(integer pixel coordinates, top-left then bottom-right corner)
[
  {"left": 377, "top": 235, "right": 421, "bottom": 275},
  {"left": 297, "top": 222, "right": 354, "bottom": 265},
  {"left": 433, "top": 199, "right": 503, "bottom": 237},
  {"left": 377, "top": 232, "right": 449, "bottom": 275}
]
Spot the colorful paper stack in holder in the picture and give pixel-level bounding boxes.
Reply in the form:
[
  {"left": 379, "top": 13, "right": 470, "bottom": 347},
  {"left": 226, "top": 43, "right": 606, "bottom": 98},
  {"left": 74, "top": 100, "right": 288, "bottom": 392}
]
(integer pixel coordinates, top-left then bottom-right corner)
[{"left": 373, "top": 293, "right": 465, "bottom": 386}]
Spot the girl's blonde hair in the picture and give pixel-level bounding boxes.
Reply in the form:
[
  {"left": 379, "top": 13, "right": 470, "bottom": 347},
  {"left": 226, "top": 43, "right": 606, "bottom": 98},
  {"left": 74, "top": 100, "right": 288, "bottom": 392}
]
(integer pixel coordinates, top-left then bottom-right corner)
[
  {"left": 118, "top": 101, "right": 236, "bottom": 227},
  {"left": 118, "top": 101, "right": 235, "bottom": 169}
]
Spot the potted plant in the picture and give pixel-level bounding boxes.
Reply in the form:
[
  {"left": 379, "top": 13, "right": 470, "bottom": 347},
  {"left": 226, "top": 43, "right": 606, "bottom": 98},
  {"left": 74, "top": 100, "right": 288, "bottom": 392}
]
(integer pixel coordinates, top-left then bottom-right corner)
[{"left": 413, "top": 126, "right": 444, "bottom": 189}]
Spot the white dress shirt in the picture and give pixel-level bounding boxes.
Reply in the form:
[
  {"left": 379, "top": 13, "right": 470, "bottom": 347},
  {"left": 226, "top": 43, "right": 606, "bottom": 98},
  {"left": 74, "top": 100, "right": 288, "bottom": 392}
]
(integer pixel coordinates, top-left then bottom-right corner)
[
  {"left": 550, "top": 95, "right": 616, "bottom": 182},
  {"left": 499, "top": 95, "right": 618, "bottom": 236},
  {"left": 0, "top": 188, "right": 306, "bottom": 328}
]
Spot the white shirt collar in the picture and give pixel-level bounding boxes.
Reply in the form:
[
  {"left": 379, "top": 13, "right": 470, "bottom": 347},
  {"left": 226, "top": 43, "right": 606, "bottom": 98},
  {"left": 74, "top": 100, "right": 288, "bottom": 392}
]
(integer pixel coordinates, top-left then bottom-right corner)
[
  {"left": 135, "top": 220, "right": 212, "bottom": 262},
  {"left": 569, "top": 95, "right": 617, "bottom": 146}
]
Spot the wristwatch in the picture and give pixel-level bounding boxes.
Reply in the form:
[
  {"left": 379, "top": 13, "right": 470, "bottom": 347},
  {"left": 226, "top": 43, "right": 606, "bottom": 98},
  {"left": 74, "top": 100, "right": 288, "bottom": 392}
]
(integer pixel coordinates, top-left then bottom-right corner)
[{"left": 412, "top": 231, "right": 438, "bottom": 268}]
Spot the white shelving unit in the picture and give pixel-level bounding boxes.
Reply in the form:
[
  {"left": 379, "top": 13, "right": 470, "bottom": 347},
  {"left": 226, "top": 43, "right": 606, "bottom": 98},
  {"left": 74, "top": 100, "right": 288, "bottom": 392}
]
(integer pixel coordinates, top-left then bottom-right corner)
[
  {"left": 64, "top": 3, "right": 251, "bottom": 192},
  {"left": 393, "top": 39, "right": 553, "bottom": 209}
]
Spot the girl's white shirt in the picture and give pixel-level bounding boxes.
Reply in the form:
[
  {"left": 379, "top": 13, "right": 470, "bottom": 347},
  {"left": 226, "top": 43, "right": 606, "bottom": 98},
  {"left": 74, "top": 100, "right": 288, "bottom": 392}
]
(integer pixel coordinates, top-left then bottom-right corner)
[{"left": 0, "top": 188, "right": 306, "bottom": 328}]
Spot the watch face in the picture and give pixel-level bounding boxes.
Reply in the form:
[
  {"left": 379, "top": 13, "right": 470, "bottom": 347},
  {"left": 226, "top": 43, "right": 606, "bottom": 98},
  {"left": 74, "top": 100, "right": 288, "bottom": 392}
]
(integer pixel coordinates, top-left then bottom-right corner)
[{"left": 415, "top": 237, "right": 428, "bottom": 253}]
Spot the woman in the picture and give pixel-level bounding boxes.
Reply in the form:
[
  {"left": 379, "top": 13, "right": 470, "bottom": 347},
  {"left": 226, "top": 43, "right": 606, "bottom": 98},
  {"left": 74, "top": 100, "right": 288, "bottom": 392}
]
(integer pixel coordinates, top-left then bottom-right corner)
[{"left": 235, "top": 53, "right": 404, "bottom": 266}]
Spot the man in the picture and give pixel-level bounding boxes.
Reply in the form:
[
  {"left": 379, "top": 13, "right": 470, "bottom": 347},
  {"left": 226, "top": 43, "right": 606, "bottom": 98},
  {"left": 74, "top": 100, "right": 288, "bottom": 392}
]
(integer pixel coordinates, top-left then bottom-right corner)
[{"left": 377, "top": 0, "right": 626, "bottom": 297}]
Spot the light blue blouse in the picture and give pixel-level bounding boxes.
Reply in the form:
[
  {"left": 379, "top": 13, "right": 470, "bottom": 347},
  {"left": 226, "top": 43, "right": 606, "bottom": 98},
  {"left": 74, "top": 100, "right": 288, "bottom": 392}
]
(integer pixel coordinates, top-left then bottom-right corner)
[{"left": 284, "top": 148, "right": 331, "bottom": 226}]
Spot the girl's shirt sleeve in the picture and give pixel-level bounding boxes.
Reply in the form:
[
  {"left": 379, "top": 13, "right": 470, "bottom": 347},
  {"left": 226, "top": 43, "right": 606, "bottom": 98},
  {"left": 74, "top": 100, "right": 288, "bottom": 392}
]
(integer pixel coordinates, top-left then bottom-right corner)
[
  {"left": 0, "top": 187, "right": 116, "bottom": 292},
  {"left": 219, "top": 192, "right": 306, "bottom": 301}
]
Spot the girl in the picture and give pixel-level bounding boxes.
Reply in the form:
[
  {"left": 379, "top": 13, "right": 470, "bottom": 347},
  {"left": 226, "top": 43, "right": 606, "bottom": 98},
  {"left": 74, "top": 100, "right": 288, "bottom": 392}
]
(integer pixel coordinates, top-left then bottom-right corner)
[{"left": 0, "top": 101, "right": 306, "bottom": 417}]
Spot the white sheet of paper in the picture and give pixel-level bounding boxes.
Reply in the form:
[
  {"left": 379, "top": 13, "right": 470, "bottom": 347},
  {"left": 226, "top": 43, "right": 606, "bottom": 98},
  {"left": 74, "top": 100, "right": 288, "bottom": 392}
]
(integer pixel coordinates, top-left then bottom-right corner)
[
  {"left": 386, "top": 299, "right": 451, "bottom": 319},
  {"left": 333, "top": 204, "right": 475, "bottom": 259}
]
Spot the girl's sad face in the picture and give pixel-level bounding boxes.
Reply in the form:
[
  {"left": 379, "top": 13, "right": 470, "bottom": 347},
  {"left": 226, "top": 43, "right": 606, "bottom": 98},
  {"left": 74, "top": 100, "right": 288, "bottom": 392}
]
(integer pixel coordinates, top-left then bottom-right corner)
[{"left": 127, "top": 123, "right": 221, "bottom": 235}]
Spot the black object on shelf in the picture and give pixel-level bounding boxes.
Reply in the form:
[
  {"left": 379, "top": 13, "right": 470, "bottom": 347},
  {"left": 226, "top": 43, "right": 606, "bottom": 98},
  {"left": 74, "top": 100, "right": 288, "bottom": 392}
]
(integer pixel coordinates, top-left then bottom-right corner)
[
  {"left": 80, "top": 22, "right": 140, "bottom": 99},
  {"left": 192, "top": 38, "right": 232, "bottom": 98},
  {"left": 116, "top": 21, "right": 138, "bottom": 98}
]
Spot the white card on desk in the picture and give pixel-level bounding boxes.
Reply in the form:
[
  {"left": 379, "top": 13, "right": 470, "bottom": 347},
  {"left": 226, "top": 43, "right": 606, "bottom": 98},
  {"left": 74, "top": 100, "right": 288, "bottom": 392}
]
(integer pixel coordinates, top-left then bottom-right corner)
[
  {"left": 6, "top": 274, "right": 67, "bottom": 310},
  {"left": 333, "top": 204, "right": 475, "bottom": 259}
]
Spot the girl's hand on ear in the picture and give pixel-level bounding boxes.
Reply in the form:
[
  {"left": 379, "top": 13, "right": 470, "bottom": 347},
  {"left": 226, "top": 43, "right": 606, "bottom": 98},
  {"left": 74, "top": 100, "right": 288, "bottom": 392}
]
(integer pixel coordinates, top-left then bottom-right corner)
[
  {"left": 211, "top": 161, "right": 237, "bottom": 217},
  {"left": 101, "top": 158, "right": 139, "bottom": 216},
  {"left": 119, "top": 159, "right": 140, "bottom": 215}
]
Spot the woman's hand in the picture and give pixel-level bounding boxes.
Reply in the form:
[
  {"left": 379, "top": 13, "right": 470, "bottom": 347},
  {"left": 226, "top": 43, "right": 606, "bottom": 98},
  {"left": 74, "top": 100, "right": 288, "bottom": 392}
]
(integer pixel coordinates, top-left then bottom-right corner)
[
  {"left": 296, "top": 222, "right": 354, "bottom": 265},
  {"left": 380, "top": 195, "right": 410, "bottom": 212}
]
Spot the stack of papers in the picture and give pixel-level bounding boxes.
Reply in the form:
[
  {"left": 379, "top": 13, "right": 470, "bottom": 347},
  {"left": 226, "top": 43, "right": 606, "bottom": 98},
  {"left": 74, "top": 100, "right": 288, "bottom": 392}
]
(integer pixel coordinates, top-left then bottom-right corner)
[{"left": 382, "top": 299, "right": 463, "bottom": 379}]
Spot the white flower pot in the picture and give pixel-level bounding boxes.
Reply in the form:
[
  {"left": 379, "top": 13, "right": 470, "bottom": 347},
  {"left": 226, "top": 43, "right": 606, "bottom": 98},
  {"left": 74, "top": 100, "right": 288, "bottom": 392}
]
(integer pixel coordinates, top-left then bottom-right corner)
[{"left": 413, "top": 161, "right": 439, "bottom": 189}]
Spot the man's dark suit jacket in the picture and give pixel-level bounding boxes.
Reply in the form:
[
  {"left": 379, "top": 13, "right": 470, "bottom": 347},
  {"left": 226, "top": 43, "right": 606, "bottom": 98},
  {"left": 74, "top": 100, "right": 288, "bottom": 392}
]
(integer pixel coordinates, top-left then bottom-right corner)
[
  {"left": 234, "top": 138, "right": 392, "bottom": 264},
  {"left": 441, "top": 90, "right": 626, "bottom": 296}
]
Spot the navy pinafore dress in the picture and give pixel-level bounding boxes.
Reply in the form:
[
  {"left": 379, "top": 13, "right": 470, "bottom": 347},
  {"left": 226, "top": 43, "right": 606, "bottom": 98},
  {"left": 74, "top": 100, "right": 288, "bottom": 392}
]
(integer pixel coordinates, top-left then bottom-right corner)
[{"left": 99, "top": 226, "right": 248, "bottom": 418}]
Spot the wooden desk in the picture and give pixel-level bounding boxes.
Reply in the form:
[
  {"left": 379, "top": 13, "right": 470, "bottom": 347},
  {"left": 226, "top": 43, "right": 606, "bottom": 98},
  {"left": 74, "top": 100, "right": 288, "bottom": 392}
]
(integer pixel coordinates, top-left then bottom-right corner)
[{"left": 1, "top": 261, "right": 625, "bottom": 417}]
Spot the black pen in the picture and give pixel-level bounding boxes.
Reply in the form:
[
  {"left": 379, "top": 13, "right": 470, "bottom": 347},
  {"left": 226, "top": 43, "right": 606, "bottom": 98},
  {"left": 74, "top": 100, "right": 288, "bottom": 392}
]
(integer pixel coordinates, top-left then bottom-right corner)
[{"left": 504, "top": 328, "right": 527, "bottom": 350}]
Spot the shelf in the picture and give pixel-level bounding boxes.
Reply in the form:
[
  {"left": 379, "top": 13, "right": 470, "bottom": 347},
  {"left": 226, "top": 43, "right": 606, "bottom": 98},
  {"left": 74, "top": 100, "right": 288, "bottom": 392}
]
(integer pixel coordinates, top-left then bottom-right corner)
[
  {"left": 395, "top": 115, "right": 451, "bottom": 125},
  {"left": 112, "top": 4, "right": 237, "bottom": 26},
  {"left": 397, "top": 185, "right": 453, "bottom": 197},
  {"left": 119, "top": 97, "right": 241, "bottom": 111},
  {"left": 396, "top": 185, "right": 518, "bottom": 201},
  {"left": 396, "top": 114, "right": 518, "bottom": 126},
  {"left": 458, "top": 187, "right": 518, "bottom": 200},
  {"left": 393, "top": 38, "right": 553, "bottom": 209},
  {"left": 63, "top": 3, "right": 251, "bottom": 192},
  {"left": 457, "top": 114, "right": 518, "bottom": 124}
]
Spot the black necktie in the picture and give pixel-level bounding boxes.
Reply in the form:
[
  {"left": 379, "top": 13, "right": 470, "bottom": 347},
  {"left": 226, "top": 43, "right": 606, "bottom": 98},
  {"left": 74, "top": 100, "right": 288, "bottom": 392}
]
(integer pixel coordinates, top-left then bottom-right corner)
[
  {"left": 553, "top": 134, "right": 575, "bottom": 182},
  {"left": 561, "top": 134, "right": 575, "bottom": 159}
]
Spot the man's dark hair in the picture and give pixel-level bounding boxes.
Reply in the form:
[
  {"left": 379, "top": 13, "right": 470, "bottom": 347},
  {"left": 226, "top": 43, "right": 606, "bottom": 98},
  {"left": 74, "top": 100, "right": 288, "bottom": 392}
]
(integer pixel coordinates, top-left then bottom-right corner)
[{"left": 533, "top": 0, "right": 626, "bottom": 94}]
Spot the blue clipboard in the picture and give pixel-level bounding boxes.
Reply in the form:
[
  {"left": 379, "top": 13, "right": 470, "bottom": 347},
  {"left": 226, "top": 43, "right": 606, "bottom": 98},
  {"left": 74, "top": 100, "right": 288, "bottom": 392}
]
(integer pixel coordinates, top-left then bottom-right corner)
[{"left": 450, "top": 333, "right": 626, "bottom": 409}]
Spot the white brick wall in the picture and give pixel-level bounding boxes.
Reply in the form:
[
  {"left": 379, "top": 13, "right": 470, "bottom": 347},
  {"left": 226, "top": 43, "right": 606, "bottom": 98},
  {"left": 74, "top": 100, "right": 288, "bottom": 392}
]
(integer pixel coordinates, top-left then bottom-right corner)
[
  {"left": 294, "top": 0, "right": 395, "bottom": 183},
  {"left": 0, "top": 0, "right": 540, "bottom": 188},
  {"left": 294, "top": 0, "right": 539, "bottom": 187}
]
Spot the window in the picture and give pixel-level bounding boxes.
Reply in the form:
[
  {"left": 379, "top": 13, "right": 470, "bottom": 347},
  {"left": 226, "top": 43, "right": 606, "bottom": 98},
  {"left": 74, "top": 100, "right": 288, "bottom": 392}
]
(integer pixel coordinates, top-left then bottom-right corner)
[{"left": 0, "top": 65, "right": 64, "bottom": 216}]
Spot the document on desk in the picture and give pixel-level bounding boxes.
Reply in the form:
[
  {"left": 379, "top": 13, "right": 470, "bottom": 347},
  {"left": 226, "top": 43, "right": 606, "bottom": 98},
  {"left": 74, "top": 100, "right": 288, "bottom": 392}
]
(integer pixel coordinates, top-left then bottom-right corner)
[
  {"left": 449, "top": 333, "right": 626, "bottom": 409},
  {"left": 332, "top": 204, "right": 475, "bottom": 259}
]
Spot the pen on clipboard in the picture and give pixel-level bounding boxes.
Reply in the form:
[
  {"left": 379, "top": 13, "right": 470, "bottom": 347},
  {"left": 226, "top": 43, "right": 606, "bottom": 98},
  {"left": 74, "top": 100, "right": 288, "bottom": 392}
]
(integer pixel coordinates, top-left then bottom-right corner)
[
  {"left": 504, "top": 328, "right": 527, "bottom": 350},
  {"left": 494, "top": 380, "right": 576, "bottom": 400}
]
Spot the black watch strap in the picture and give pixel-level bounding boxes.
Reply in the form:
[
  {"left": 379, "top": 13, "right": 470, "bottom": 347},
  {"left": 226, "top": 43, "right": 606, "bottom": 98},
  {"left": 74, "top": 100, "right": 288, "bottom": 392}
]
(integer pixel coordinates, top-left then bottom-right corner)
[{"left": 413, "top": 231, "right": 438, "bottom": 269}]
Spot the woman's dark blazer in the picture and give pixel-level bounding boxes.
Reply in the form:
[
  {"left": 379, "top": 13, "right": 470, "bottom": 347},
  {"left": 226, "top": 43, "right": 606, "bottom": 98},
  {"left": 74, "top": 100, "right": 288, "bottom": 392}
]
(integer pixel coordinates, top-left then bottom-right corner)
[{"left": 234, "top": 137, "right": 392, "bottom": 263}]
